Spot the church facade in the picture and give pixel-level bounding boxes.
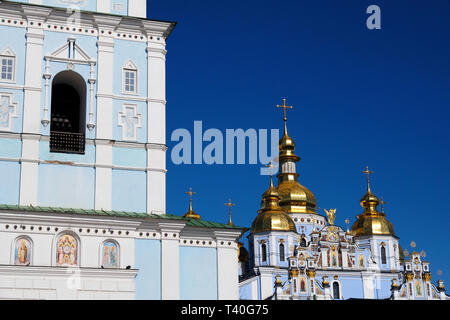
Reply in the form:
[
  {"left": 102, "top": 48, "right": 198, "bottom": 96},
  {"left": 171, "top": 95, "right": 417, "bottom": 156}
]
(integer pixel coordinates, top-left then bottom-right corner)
[
  {"left": 0, "top": 0, "right": 245, "bottom": 300},
  {"left": 238, "top": 103, "right": 449, "bottom": 301}
]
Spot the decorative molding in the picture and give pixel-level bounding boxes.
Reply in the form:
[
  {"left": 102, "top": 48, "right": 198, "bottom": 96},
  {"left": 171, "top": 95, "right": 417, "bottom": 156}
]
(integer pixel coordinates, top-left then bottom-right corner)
[
  {"left": 0, "top": 92, "right": 18, "bottom": 132},
  {"left": 118, "top": 104, "right": 142, "bottom": 141}
]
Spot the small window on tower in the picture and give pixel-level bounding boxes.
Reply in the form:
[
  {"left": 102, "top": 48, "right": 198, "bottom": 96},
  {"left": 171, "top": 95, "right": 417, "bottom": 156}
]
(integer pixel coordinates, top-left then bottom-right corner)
[
  {"left": 261, "top": 243, "right": 267, "bottom": 262},
  {"left": 0, "top": 48, "right": 16, "bottom": 82},
  {"left": 123, "top": 60, "right": 138, "bottom": 94}
]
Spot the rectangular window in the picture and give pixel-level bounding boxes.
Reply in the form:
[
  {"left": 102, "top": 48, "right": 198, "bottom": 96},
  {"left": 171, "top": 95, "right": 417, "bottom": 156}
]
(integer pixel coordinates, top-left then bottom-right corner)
[
  {"left": 124, "top": 69, "right": 137, "bottom": 94},
  {"left": 0, "top": 57, "right": 14, "bottom": 81}
]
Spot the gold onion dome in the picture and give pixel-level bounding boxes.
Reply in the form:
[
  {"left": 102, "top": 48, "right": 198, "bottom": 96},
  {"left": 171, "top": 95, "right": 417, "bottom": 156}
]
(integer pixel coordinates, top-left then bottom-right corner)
[
  {"left": 251, "top": 176, "right": 296, "bottom": 234},
  {"left": 275, "top": 99, "right": 317, "bottom": 214},
  {"left": 351, "top": 167, "right": 395, "bottom": 237}
]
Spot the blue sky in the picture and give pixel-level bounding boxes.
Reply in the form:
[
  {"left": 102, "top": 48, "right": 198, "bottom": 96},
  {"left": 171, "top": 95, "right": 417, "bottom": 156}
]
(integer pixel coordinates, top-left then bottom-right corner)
[{"left": 147, "top": 0, "right": 450, "bottom": 285}]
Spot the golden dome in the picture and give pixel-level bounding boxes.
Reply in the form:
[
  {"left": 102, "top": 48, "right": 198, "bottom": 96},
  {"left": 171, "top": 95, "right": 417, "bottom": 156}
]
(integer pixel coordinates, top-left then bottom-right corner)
[
  {"left": 277, "top": 179, "right": 317, "bottom": 213},
  {"left": 279, "top": 131, "right": 300, "bottom": 161},
  {"left": 251, "top": 177, "right": 296, "bottom": 234},
  {"left": 351, "top": 178, "right": 396, "bottom": 237}
]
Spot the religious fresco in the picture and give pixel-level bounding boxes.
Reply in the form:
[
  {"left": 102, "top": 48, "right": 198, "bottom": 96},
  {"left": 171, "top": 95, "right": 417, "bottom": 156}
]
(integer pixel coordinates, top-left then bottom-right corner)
[
  {"left": 14, "top": 237, "right": 31, "bottom": 265},
  {"left": 56, "top": 234, "right": 78, "bottom": 266},
  {"left": 299, "top": 277, "right": 307, "bottom": 292},
  {"left": 415, "top": 280, "right": 424, "bottom": 297},
  {"left": 358, "top": 255, "right": 365, "bottom": 268},
  {"left": 102, "top": 241, "right": 119, "bottom": 268}
]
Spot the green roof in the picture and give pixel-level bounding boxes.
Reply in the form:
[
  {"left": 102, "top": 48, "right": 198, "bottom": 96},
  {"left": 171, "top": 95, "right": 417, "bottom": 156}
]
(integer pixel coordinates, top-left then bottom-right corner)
[{"left": 0, "top": 204, "right": 247, "bottom": 231}]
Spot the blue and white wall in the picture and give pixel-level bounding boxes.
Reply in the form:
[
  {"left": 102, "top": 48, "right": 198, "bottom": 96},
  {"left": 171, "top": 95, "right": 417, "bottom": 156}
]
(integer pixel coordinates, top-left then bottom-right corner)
[{"left": 0, "top": 1, "right": 171, "bottom": 214}]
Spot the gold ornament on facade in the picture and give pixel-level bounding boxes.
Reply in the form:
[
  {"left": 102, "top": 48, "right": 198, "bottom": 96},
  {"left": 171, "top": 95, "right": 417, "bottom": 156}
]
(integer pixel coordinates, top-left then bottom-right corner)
[
  {"left": 422, "top": 272, "right": 432, "bottom": 282},
  {"left": 405, "top": 272, "right": 414, "bottom": 281},
  {"left": 289, "top": 269, "right": 299, "bottom": 278},
  {"left": 306, "top": 270, "right": 316, "bottom": 278},
  {"left": 351, "top": 167, "right": 396, "bottom": 237},
  {"left": 324, "top": 209, "right": 336, "bottom": 225}
]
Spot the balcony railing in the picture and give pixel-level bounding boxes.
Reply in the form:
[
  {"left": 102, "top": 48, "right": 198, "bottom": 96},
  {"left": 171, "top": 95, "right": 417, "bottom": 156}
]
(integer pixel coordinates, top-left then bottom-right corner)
[{"left": 50, "top": 131, "right": 85, "bottom": 154}]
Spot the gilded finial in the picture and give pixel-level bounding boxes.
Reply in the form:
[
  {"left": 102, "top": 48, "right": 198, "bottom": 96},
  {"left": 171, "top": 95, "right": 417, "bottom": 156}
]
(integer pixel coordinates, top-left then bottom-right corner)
[
  {"left": 345, "top": 218, "right": 350, "bottom": 233},
  {"left": 277, "top": 98, "right": 293, "bottom": 135},
  {"left": 225, "top": 199, "right": 236, "bottom": 226},
  {"left": 362, "top": 166, "right": 374, "bottom": 192},
  {"left": 183, "top": 186, "right": 200, "bottom": 219}
]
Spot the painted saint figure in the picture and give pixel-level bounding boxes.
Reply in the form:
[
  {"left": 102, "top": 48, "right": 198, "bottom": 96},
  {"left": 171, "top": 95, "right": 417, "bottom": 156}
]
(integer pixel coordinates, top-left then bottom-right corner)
[
  {"left": 15, "top": 238, "right": 31, "bottom": 265},
  {"left": 56, "top": 234, "right": 77, "bottom": 266},
  {"left": 102, "top": 241, "right": 118, "bottom": 268}
]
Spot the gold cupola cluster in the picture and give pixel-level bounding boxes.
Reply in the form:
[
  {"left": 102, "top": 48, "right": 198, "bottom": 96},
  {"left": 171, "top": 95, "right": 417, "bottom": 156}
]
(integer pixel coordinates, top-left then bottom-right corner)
[
  {"left": 251, "top": 173, "right": 296, "bottom": 233},
  {"left": 276, "top": 99, "right": 317, "bottom": 214},
  {"left": 351, "top": 167, "right": 396, "bottom": 237}
]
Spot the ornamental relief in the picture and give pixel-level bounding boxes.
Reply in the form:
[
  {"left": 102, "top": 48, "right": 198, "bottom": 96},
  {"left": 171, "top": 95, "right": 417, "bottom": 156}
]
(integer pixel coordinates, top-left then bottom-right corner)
[{"left": 0, "top": 92, "right": 18, "bottom": 131}]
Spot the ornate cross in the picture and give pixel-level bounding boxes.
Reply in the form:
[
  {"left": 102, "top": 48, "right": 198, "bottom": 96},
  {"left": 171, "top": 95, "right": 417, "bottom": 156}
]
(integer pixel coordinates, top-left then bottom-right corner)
[
  {"left": 0, "top": 94, "right": 17, "bottom": 131},
  {"left": 362, "top": 166, "right": 374, "bottom": 191},
  {"left": 276, "top": 98, "right": 293, "bottom": 122},
  {"left": 380, "top": 197, "right": 387, "bottom": 213},
  {"left": 225, "top": 199, "right": 236, "bottom": 226},
  {"left": 266, "top": 161, "right": 275, "bottom": 186},
  {"left": 185, "top": 186, "right": 196, "bottom": 211},
  {"left": 118, "top": 105, "right": 142, "bottom": 141}
]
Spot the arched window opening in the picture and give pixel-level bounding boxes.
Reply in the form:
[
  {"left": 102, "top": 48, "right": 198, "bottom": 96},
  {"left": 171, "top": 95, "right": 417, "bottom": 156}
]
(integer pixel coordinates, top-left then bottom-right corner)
[
  {"left": 300, "top": 238, "right": 307, "bottom": 247},
  {"left": 381, "top": 246, "right": 387, "bottom": 265},
  {"left": 279, "top": 243, "right": 285, "bottom": 261},
  {"left": 333, "top": 282, "right": 340, "bottom": 299},
  {"left": 50, "top": 71, "right": 86, "bottom": 154},
  {"left": 261, "top": 243, "right": 267, "bottom": 262}
]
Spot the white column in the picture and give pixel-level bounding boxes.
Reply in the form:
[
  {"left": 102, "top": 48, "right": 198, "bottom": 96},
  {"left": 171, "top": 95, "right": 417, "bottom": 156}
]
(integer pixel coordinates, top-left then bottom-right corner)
[
  {"left": 94, "top": 141, "right": 112, "bottom": 210},
  {"left": 215, "top": 231, "right": 241, "bottom": 300},
  {"left": 362, "top": 272, "right": 375, "bottom": 299},
  {"left": 19, "top": 135, "right": 40, "bottom": 206},
  {"left": 146, "top": 37, "right": 167, "bottom": 215},
  {"left": 259, "top": 267, "right": 275, "bottom": 300},
  {"left": 341, "top": 249, "right": 348, "bottom": 268},
  {"left": 128, "top": 0, "right": 147, "bottom": 18},
  {"left": 159, "top": 222, "right": 184, "bottom": 300},
  {"left": 321, "top": 249, "right": 328, "bottom": 268},
  {"left": 93, "top": 16, "right": 120, "bottom": 211},
  {"left": 96, "top": 0, "right": 111, "bottom": 14},
  {"left": 146, "top": 144, "right": 167, "bottom": 214},
  {"left": 19, "top": 8, "right": 50, "bottom": 206}
]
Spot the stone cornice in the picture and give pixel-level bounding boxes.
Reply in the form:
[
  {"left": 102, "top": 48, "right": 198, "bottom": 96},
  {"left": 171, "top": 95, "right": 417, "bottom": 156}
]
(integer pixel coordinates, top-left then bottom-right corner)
[
  {"left": 0, "top": 1, "right": 176, "bottom": 40},
  {"left": 0, "top": 265, "right": 138, "bottom": 278}
]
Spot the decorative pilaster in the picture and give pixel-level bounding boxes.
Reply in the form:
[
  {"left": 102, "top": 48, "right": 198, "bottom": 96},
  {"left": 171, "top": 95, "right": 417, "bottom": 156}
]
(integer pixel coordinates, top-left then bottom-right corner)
[
  {"left": 19, "top": 7, "right": 50, "bottom": 207},
  {"left": 145, "top": 31, "right": 167, "bottom": 215},
  {"left": 158, "top": 222, "right": 185, "bottom": 300},
  {"left": 215, "top": 230, "right": 242, "bottom": 300},
  {"left": 93, "top": 15, "right": 120, "bottom": 211}
]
